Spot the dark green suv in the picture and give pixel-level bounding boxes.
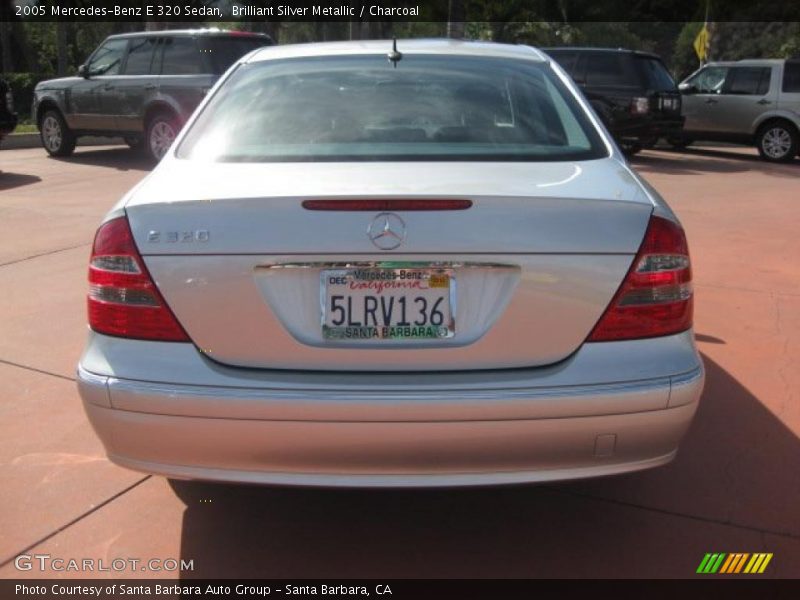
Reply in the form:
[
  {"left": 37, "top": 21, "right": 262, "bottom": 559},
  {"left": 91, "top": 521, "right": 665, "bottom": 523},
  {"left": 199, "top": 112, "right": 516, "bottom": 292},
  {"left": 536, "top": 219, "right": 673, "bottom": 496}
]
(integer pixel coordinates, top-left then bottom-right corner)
[{"left": 32, "top": 29, "right": 273, "bottom": 161}]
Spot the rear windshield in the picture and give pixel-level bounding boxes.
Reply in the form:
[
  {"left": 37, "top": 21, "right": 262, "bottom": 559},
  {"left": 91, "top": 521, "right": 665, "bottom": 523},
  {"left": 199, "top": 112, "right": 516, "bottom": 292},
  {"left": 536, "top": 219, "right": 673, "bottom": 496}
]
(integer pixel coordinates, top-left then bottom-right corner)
[
  {"left": 177, "top": 54, "right": 607, "bottom": 162},
  {"left": 584, "top": 53, "right": 640, "bottom": 87},
  {"left": 636, "top": 56, "right": 677, "bottom": 91},
  {"left": 197, "top": 36, "right": 271, "bottom": 74}
]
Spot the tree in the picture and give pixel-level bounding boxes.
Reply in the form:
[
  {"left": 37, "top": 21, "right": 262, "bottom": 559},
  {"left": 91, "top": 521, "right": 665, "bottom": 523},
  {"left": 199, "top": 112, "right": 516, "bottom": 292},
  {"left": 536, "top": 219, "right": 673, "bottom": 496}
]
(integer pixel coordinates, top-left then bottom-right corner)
[
  {"left": 56, "top": 22, "right": 68, "bottom": 76},
  {"left": 780, "top": 32, "right": 800, "bottom": 58},
  {"left": 709, "top": 22, "right": 800, "bottom": 62},
  {"left": 0, "top": 20, "right": 12, "bottom": 73},
  {"left": 672, "top": 22, "right": 705, "bottom": 80},
  {"left": 447, "top": 0, "right": 466, "bottom": 39}
]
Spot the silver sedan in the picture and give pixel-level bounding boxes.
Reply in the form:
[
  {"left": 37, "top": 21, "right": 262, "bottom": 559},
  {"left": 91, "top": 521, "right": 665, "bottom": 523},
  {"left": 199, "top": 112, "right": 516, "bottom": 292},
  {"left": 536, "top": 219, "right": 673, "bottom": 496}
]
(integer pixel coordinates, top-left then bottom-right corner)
[{"left": 78, "top": 39, "right": 704, "bottom": 487}]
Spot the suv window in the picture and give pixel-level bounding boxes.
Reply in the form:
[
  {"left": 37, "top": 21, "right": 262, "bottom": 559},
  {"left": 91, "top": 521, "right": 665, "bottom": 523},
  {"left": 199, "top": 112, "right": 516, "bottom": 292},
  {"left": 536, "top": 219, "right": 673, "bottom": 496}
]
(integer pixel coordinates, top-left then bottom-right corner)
[
  {"left": 547, "top": 51, "right": 579, "bottom": 77},
  {"left": 197, "top": 36, "right": 270, "bottom": 74},
  {"left": 636, "top": 56, "right": 676, "bottom": 91},
  {"left": 724, "top": 67, "right": 771, "bottom": 95},
  {"left": 688, "top": 66, "right": 729, "bottom": 93},
  {"left": 161, "top": 37, "right": 204, "bottom": 75},
  {"left": 783, "top": 61, "right": 800, "bottom": 93},
  {"left": 122, "top": 37, "right": 158, "bottom": 75},
  {"left": 87, "top": 39, "right": 128, "bottom": 76},
  {"left": 584, "top": 53, "right": 638, "bottom": 87},
  {"left": 177, "top": 55, "right": 607, "bottom": 163}
]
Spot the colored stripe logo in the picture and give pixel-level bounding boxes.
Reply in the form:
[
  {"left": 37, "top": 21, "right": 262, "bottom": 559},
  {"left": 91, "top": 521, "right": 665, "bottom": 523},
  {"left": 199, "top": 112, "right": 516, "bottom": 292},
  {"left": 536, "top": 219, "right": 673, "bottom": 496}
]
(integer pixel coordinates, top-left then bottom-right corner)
[{"left": 697, "top": 553, "right": 773, "bottom": 574}]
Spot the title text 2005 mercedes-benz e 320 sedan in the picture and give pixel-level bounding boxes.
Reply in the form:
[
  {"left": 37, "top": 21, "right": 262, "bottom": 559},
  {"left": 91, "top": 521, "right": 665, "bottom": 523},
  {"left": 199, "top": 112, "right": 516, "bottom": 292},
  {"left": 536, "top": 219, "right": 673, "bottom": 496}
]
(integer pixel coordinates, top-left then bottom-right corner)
[{"left": 77, "top": 40, "right": 704, "bottom": 487}]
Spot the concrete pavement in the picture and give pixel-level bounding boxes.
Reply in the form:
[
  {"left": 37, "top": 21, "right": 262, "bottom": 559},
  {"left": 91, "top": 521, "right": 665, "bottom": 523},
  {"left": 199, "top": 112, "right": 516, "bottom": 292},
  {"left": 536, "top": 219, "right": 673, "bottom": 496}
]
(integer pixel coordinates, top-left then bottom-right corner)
[{"left": 0, "top": 144, "right": 798, "bottom": 578}]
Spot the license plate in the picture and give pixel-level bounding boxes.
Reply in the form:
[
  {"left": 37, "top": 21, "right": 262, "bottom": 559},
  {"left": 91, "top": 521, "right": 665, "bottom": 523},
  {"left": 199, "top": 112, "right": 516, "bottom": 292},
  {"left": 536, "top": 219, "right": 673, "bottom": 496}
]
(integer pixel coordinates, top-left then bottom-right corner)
[
  {"left": 322, "top": 268, "right": 455, "bottom": 341},
  {"left": 660, "top": 97, "right": 678, "bottom": 110}
]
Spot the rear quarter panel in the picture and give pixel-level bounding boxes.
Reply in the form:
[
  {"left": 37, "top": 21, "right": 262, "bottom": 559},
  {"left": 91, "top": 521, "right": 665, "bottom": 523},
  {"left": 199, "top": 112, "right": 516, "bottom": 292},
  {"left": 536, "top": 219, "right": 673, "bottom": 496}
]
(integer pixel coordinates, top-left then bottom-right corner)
[
  {"left": 776, "top": 64, "right": 800, "bottom": 129},
  {"left": 156, "top": 74, "right": 216, "bottom": 123}
]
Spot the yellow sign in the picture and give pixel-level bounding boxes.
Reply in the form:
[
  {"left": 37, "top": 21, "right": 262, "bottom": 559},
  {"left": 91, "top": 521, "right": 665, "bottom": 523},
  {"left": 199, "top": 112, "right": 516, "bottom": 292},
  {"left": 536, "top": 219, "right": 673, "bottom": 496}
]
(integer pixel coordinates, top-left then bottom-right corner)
[{"left": 694, "top": 24, "right": 709, "bottom": 62}]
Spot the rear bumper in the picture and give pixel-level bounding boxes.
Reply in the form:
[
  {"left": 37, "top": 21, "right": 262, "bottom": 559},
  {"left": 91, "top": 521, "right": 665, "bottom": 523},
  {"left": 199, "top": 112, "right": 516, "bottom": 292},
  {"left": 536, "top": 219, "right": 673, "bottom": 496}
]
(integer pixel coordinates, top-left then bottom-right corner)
[
  {"left": 615, "top": 115, "right": 684, "bottom": 141},
  {"left": 83, "top": 399, "right": 698, "bottom": 487},
  {"left": 77, "top": 331, "right": 704, "bottom": 487}
]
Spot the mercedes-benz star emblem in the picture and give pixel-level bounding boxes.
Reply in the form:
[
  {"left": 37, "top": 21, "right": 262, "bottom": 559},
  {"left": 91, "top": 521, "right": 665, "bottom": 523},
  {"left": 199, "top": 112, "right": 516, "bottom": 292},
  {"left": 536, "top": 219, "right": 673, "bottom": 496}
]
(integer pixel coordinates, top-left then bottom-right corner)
[{"left": 367, "top": 212, "right": 407, "bottom": 251}]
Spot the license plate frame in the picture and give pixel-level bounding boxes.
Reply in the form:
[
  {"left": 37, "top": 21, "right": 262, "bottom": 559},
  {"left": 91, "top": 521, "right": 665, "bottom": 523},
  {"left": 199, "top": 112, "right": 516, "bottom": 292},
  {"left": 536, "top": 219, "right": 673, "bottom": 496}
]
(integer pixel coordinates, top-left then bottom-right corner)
[{"left": 321, "top": 266, "right": 456, "bottom": 342}]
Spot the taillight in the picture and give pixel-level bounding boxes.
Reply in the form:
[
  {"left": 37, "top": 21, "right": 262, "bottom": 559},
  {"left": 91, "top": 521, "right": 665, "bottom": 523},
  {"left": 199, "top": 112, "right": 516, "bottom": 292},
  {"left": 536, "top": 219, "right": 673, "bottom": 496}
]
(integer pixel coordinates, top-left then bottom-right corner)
[
  {"left": 631, "top": 97, "right": 650, "bottom": 115},
  {"left": 87, "top": 216, "right": 189, "bottom": 342},
  {"left": 588, "top": 215, "right": 692, "bottom": 341}
]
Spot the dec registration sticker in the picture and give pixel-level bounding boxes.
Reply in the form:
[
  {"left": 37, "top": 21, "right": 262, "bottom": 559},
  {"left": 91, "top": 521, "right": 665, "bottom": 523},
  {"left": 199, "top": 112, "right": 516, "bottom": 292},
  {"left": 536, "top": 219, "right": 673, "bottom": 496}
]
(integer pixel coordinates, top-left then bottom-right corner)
[{"left": 322, "top": 268, "right": 455, "bottom": 341}]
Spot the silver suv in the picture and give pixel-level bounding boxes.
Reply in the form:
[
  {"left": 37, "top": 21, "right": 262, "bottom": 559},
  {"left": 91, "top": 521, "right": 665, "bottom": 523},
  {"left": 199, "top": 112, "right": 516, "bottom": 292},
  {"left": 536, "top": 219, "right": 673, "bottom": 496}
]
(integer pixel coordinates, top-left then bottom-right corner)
[
  {"left": 672, "top": 59, "right": 800, "bottom": 162},
  {"left": 32, "top": 29, "right": 273, "bottom": 161}
]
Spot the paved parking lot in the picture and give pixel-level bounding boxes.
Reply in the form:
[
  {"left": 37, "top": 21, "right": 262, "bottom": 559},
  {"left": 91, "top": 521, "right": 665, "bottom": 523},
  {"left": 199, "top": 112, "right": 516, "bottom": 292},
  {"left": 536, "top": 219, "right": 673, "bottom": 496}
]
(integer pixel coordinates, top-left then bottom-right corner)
[{"left": 0, "top": 144, "right": 798, "bottom": 579}]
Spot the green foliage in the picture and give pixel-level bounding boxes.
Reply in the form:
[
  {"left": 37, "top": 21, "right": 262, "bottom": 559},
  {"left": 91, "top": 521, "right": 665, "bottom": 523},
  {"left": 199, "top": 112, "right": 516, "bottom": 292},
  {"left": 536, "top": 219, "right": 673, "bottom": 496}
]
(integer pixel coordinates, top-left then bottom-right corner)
[
  {"left": 271, "top": 23, "right": 317, "bottom": 44},
  {"left": 672, "top": 22, "right": 800, "bottom": 81},
  {"left": 672, "top": 21, "right": 704, "bottom": 81},
  {"left": 22, "top": 22, "right": 56, "bottom": 75},
  {"left": 14, "top": 121, "right": 38, "bottom": 132},
  {"left": 19, "top": 22, "right": 117, "bottom": 75},
  {"left": 392, "top": 22, "right": 447, "bottom": 38},
  {"left": 710, "top": 22, "right": 800, "bottom": 62},
  {"left": 4, "top": 72, "right": 48, "bottom": 117},
  {"left": 548, "top": 22, "right": 650, "bottom": 50},
  {"left": 780, "top": 34, "right": 800, "bottom": 58},
  {"left": 627, "top": 22, "right": 685, "bottom": 61}
]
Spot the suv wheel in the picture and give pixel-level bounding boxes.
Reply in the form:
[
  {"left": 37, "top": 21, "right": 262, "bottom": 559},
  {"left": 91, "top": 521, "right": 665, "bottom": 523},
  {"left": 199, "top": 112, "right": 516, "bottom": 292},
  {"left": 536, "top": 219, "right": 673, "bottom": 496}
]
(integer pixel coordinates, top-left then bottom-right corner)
[
  {"left": 756, "top": 122, "right": 798, "bottom": 163},
  {"left": 125, "top": 136, "right": 143, "bottom": 151},
  {"left": 620, "top": 141, "right": 643, "bottom": 156},
  {"left": 146, "top": 113, "right": 179, "bottom": 161},
  {"left": 40, "top": 110, "right": 76, "bottom": 157}
]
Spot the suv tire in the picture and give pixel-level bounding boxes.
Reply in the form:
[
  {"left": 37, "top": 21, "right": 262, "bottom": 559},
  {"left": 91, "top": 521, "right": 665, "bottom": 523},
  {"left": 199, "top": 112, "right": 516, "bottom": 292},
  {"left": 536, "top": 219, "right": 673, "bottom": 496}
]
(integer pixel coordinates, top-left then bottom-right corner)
[
  {"left": 667, "top": 136, "right": 692, "bottom": 150},
  {"left": 146, "top": 112, "right": 179, "bottom": 162},
  {"left": 756, "top": 121, "right": 798, "bottom": 163},
  {"left": 40, "top": 109, "right": 76, "bottom": 157},
  {"left": 620, "top": 141, "right": 643, "bottom": 156},
  {"left": 125, "top": 136, "right": 144, "bottom": 151}
]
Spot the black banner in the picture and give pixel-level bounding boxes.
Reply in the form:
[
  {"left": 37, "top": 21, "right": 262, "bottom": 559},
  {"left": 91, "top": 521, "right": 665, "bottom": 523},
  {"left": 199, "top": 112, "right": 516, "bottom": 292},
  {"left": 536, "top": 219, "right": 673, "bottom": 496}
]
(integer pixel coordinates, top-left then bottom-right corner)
[
  {"left": 2, "top": 0, "right": 800, "bottom": 23},
  {"left": 3, "top": 579, "right": 800, "bottom": 600}
]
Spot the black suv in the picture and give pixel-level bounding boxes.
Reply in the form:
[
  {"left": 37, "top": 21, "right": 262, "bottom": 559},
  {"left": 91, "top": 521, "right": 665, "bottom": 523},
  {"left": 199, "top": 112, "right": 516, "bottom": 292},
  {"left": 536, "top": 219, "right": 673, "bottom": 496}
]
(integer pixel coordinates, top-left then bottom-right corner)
[
  {"left": 33, "top": 29, "right": 273, "bottom": 161},
  {"left": 1, "top": 77, "right": 18, "bottom": 145},
  {"left": 544, "top": 47, "right": 684, "bottom": 154}
]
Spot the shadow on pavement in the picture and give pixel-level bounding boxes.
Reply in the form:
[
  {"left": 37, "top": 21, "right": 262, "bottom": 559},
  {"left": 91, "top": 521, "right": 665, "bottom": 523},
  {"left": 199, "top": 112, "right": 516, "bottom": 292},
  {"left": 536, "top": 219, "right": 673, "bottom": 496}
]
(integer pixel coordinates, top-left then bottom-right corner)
[
  {"left": 679, "top": 145, "right": 799, "bottom": 165},
  {"left": 694, "top": 333, "right": 725, "bottom": 345},
  {"left": 556, "top": 354, "right": 800, "bottom": 536},
  {"left": 631, "top": 147, "right": 798, "bottom": 178},
  {"left": 51, "top": 147, "right": 153, "bottom": 172},
  {"left": 170, "top": 354, "right": 799, "bottom": 578},
  {"left": 0, "top": 172, "right": 41, "bottom": 191}
]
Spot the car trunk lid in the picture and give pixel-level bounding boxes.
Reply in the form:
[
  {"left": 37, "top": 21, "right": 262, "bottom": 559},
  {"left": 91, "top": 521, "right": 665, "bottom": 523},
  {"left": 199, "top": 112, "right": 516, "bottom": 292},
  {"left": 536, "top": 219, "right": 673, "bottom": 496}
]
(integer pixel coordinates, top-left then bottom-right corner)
[{"left": 126, "top": 159, "right": 654, "bottom": 371}]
